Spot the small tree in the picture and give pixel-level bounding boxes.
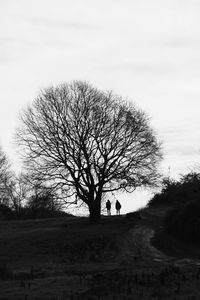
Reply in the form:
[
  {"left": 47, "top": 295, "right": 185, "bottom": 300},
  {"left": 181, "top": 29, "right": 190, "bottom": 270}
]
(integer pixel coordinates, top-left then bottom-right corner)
[
  {"left": 25, "top": 174, "right": 63, "bottom": 211},
  {"left": 0, "top": 146, "right": 13, "bottom": 206},
  {"left": 5, "top": 173, "right": 31, "bottom": 214},
  {"left": 26, "top": 184, "right": 61, "bottom": 216},
  {"left": 17, "top": 81, "right": 162, "bottom": 222}
]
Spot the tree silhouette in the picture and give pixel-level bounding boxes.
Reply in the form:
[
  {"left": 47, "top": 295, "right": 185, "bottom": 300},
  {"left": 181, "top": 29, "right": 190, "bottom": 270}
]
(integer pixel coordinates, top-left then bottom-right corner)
[
  {"left": 17, "top": 81, "right": 162, "bottom": 222},
  {"left": 0, "top": 146, "right": 13, "bottom": 206}
]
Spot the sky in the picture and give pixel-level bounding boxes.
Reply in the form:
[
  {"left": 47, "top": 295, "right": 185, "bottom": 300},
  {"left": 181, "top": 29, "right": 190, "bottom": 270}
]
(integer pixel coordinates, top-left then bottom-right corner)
[{"left": 0, "top": 0, "right": 200, "bottom": 213}]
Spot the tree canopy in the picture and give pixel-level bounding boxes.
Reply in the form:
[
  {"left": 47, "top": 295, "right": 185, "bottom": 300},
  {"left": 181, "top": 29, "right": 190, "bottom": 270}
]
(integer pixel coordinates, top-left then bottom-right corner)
[{"left": 17, "top": 81, "right": 162, "bottom": 222}]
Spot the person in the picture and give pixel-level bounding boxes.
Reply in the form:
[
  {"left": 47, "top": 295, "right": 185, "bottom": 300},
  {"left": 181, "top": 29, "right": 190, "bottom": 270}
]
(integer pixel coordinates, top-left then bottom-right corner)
[
  {"left": 115, "top": 200, "right": 121, "bottom": 215},
  {"left": 106, "top": 200, "right": 111, "bottom": 216}
]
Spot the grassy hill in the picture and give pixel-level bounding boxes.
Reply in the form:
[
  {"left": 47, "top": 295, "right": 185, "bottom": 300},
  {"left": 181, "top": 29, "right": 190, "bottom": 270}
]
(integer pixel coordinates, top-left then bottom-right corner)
[
  {"left": 1, "top": 209, "right": 200, "bottom": 299},
  {"left": 0, "top": 215, "right": 132, "bottom": 299}
]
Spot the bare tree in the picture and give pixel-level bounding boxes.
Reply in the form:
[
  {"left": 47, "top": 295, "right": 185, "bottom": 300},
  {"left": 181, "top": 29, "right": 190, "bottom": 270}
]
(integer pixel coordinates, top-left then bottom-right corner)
[
  {"left": 24, "top": 174, "right": 62, "bottom": 213},
  {"left": 26, "top": 184, "right": 61, "bottom": 214},
  {"left": 0, "top": 146, "right": 13, "bottom": 206},
  {"left": 6, "top": 173, "right": 30, "bottom": 213},
  {"left": 16, "top": 81, "right": 162, "bottom": 222}
]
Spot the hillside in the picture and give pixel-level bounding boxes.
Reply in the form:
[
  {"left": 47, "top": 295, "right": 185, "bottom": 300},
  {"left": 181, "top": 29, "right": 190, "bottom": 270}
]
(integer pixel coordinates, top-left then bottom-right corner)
[{"left": 1, "top": 209, "right": 200, "bottom": 299}]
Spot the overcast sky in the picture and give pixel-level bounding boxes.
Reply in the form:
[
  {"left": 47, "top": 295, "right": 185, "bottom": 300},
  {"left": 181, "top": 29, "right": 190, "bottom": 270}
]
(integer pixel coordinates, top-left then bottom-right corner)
[{"left": 1, "top": 0, "right": 200, "bottom": 212}]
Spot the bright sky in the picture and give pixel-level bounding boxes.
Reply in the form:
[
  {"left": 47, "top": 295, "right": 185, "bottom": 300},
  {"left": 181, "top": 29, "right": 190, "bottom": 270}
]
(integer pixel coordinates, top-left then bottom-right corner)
[{"left": 1, "top": 0, "right": 200, "bottom": 213}]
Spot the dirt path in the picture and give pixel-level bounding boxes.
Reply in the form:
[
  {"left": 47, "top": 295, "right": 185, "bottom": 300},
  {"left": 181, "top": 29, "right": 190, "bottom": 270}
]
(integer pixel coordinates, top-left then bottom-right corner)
[
  {"left": 130, "top": 225, "right": 168, "bottom": 261},
  {"left": 128, "top": 223, "right": 200, "bottom": 267}
]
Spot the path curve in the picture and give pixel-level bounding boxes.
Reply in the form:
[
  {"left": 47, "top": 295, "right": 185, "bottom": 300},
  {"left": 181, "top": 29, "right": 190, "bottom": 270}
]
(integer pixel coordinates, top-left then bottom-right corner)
[{"left": 128, "top": 224, "right": 200, "bottom": 267}]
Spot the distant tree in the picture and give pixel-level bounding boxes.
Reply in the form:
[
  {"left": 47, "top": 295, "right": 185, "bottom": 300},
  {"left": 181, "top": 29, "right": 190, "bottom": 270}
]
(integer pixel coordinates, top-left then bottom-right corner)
[
  {"left": 5, "top": 173, "right": 30, "bottom": 214},
  {"left": 0, "top": 146, "right": 13, "bottom": 206},
  {"left": 16, "top": 81, "right": 162, "bottom": 222},
  {"left": 27, "top": 182, "right": 60, "bottom": 211}
]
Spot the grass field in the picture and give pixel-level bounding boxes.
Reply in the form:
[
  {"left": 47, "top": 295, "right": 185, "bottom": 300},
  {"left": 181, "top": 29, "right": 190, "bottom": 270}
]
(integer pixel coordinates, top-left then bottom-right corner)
[{"left": 1, "top": 209, "right": 200, "bottom": 299}]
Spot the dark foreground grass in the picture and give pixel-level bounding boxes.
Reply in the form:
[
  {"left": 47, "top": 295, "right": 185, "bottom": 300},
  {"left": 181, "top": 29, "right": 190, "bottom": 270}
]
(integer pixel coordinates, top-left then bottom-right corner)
[
  {"left": 1, "top": 211, "right": 200, "bottom": 299},
  {"left": 0, "top": 215, "right": 130, "bottom": 268},
  {"left": 0, "top": 215, "right": 133, "bottom": 299}
]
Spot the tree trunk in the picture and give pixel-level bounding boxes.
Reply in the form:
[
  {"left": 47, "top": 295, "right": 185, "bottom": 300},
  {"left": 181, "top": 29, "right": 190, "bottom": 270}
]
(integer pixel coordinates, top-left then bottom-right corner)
[{"left": 88, "top": 200, "right": 101, "bottom": 223}]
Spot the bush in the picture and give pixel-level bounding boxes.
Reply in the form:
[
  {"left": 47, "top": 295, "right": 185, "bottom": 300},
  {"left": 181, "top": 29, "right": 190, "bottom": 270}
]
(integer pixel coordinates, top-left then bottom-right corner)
[
  {"left": 149, "top": 172, "right": 200, "bottom": 243},
  {"left": 165, "top": 199, "right": 200, "bottom": 243},
  {"left": 148, "top": 172, "right": 200, "bottom": 208}
]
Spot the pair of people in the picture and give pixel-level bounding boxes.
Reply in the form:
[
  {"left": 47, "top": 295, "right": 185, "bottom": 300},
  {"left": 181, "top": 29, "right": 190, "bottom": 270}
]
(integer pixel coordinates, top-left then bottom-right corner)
[{"left": 106, "top": 200, "right": 121, "bottom": 215}]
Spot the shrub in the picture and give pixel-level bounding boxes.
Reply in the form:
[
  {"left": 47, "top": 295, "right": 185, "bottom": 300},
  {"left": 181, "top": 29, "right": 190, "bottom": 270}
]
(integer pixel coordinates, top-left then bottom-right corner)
[
  {"left": 165, "top": 199, "right": 200, "bottom": 243},
  {"left": 148, "top": 172, "right": 200, "bottom": 208},
  {"left": 149, "top": 172, "right": 200, "bottom": 243}
]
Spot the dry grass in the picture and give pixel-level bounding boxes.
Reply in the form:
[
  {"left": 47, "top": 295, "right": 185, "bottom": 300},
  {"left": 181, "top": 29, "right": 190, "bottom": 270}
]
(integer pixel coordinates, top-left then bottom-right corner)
[{"left": 1, "top": 210, "right": 200, "bottom": 299}]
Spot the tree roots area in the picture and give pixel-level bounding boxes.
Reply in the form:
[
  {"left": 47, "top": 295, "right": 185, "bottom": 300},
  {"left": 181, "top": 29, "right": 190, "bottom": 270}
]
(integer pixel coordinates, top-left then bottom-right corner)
[{"left": 0, "top": 208, "right": 200, "bottom": 299}]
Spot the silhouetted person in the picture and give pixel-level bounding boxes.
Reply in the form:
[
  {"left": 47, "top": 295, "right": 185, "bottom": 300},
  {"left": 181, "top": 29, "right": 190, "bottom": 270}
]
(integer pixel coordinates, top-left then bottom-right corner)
[
  {"left": 115, "top": 200, "right": 121, "bottom": 215},
  {"left": 106, "top": 200, "right": 111, "bottom": 216}
]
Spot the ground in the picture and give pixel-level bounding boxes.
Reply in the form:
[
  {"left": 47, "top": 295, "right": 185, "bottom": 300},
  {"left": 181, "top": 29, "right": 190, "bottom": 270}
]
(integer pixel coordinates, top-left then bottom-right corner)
[{"left": 0, "top": 207, "right": 200, "bottom": 299}]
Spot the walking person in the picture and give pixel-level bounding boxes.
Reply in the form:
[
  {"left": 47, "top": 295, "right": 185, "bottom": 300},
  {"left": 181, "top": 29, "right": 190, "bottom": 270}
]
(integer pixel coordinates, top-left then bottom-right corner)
[
  {"left": 106, "top": 199, "right": 111, "bottom": 216},
  {"left": 115, "top": 200, "right": 121, "bottom": 215}
]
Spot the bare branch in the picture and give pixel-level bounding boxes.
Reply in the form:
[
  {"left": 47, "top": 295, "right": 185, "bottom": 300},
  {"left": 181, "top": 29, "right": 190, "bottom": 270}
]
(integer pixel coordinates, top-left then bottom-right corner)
[{"left": 16, "top": 81, "right": 162, "bottom": 221}]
